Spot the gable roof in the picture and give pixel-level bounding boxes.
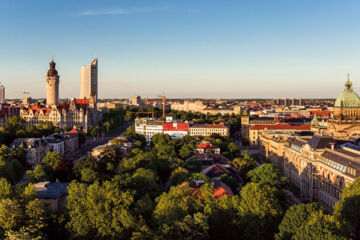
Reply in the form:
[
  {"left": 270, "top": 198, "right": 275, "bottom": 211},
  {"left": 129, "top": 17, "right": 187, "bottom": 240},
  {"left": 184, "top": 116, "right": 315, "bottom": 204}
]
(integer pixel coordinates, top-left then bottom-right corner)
[
  {"left": 197, "top": 140, "right": 216, "bottom": 150},
  {"left": 308, "top": 136, "right": 336, "bottom": 149}
]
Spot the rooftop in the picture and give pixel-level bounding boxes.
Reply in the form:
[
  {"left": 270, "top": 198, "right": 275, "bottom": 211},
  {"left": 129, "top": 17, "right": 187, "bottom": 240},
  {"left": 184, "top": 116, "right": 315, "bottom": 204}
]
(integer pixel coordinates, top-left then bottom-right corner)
[
  {"left": 250, "top": 124, "right": 311, "bottom": 131},
  {"left": 35, "top": 181, "right": 69, "bottom": 198}
]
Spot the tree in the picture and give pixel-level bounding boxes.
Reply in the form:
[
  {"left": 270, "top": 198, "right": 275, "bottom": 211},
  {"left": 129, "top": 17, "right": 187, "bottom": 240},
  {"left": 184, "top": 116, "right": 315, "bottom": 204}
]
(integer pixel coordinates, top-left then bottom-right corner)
[
  {"left": 0, "top": 198, "right": 23, "bottom": 231},
  {"left": 90, "top": 126, "right": 102, "bottom": 138},
  {"left": 24, "top": 199, "right": 47, "bottom": 238},
  {"left": 26, "top": 165, "right": 47, "bottom": 183},
  {"left": 80, "top": 168, "right": 99, "bottom": 183},
  {"left": 227, "top": 142, "right": 241, "bottom": 159},
  {"left": 130, "top": 168, "right": 160, "bottom": 199},
  {"left": 179, "top": 143, "right": 196, "bottom": 160},
  {"left": 334, "top": 177, "right": 360, "bottom": 239},
  {"left": 154, "top": 186, "right": 200, "bottom": 226},
  {"left": 170, "top": 167, "right": 190, "bottom": 186},
  {"left": 232, "top": 151, "right": 257, "bottom": 179},
  {"left": 293, "top": 210, "right": 350, "bottom": 240},
  {"left": 218, "top": 174, "right": 238, "bottom": 194},
  {"left": 103, "top": 121, "right": 112, "bottom": 134},
  {"left": 42, "top": 152, "right": 64, "bottom": 170},
  {"left": 0, "top": 178, "right": 11, "bottom": 199},
  {"left": 276, "top": 203, "right": 322, "bottom": 240},
  {"left": 21, "top": 183, "right": 37, "bottom": 203},
  {"left": 74, "top": 156, "right": 98, "bottom": 178},
  {"left": 125, "top": 111, "right": 133, "bottom": 122},
  {"left": 158, "top": 212, "right": 210, "bottom": 240},
  {"left": 152, "top": 134, "right": 172, "bottom": 148},
  {"left": 66, "top": 181, "right": 137, "bottom": 239},
  {"left": 188, "top": 173, "right": 210, "bottom": 182},
  {"left": 247, "top": 163, "right": 287, "bottom": 189},
  {"left": 5, "top": 116, "right": 24, "bottom": 135},
  {"left": 54, "top": 158, "right": 73, "bottom": 182},
  {"left": 234, "top": 182, "right": 283, "bottom": 239}
]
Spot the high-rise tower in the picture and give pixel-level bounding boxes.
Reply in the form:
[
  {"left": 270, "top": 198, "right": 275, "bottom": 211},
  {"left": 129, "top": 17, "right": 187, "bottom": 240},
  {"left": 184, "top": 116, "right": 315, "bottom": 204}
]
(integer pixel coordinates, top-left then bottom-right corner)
[
  {"left": 0, "top": 83, "right": 5, "bottom": 104},
  {"left": 80, "top": 58, "right": 98, "bottom": 101},
  {"left": 46, "top": 60, "right": 59, "bottom": 106}
]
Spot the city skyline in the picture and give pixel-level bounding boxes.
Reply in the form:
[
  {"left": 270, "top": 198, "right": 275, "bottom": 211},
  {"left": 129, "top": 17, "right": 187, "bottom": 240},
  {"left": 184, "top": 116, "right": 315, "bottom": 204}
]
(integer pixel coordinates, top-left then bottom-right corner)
[{"left": 1, "top": 0, "right": 360, "bottom": 99}]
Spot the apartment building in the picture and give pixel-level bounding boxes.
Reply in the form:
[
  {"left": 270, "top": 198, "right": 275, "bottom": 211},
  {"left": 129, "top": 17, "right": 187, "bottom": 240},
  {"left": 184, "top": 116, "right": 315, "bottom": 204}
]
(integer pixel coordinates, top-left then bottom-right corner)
[{"left": 189, "top": 123, "right": 229, "bottom": 137}]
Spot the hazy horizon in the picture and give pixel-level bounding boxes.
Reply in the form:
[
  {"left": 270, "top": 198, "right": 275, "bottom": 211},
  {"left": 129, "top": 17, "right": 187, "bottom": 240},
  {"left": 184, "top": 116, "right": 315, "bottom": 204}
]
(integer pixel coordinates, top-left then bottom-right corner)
[{"left": 1, "top": 0, "right": 360, "bottom": 99}]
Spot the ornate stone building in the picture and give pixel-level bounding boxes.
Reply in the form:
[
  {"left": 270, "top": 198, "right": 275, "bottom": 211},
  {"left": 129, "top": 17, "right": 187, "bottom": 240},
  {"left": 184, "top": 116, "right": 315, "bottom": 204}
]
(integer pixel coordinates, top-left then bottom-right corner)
[
  {"left": 20, "top": 98, "right": 102, "bottom": 131},
  {"left": 326, "top": 74, "right": 360, "bottom": 137},
  {"left": 259, "top": 133, "right": 360, "bottom": 211},
  {"left": 20, "top": 60, "right": 102, "bottom": 131}
]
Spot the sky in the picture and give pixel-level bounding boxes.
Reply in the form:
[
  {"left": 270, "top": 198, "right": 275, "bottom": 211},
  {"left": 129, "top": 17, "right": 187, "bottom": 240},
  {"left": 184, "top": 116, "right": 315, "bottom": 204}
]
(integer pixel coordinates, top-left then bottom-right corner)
[{"left": 1, "top": 0, "right": 360, "bottom": 99}]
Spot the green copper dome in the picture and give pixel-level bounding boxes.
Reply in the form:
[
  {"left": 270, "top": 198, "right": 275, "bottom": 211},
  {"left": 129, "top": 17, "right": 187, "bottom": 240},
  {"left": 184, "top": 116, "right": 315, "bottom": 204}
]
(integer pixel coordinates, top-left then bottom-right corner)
[{"left": 334, "top": 74, "right": 360, "bottom": 108}]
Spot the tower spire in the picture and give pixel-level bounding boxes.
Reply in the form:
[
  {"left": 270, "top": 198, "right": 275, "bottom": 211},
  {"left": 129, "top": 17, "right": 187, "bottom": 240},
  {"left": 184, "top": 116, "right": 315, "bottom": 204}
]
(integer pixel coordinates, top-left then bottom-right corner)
[{"left": 345, "top": 73, "right": 352, "bottom": 90}]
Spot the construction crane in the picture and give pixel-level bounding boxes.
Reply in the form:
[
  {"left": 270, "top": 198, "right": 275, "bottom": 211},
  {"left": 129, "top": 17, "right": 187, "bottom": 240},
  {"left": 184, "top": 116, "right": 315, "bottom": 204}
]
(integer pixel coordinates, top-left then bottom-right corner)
[
  {"left": 131, "top": 110, "right": 155, "bottom": 119},
  {"left": 157, "top": 93, "right": 166, "bottom": 119}
]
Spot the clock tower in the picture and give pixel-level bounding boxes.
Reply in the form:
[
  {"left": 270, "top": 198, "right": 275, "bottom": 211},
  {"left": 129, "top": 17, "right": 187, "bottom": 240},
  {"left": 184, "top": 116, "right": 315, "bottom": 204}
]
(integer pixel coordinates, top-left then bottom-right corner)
[{"left": 46, "top": 60, "right": 59, "bottom": 106}]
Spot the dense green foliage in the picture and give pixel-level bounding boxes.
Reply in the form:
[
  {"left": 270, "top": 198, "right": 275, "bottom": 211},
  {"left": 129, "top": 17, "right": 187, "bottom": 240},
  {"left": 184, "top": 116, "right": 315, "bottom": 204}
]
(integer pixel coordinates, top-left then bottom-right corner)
[
  {"left": 0, "top": 116, "right": 56, "bottom": 146},
  {"left": 0, "top": 117, "right": 358, "bottom": 239},
  {"left": 27, "top": 152, "right": 73, "bottom": 183},
  {"left": 0, "top": 179, "right": 48, "bottom": 239},
  {"left": 0, "top": 145, "right": 26, "bottom": 183},
  {"left": 247, "top": 163, "right": 288, "bottom": 188},
  {"left": 334, "top": 177, "right": 360, "bottom": 239}
]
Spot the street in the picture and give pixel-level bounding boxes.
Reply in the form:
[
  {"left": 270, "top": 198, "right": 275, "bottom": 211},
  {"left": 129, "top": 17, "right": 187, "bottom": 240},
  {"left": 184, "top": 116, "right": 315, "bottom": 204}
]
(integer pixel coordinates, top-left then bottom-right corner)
[{"left": 67, "top": 123, "right": 131, "bottom": 164}]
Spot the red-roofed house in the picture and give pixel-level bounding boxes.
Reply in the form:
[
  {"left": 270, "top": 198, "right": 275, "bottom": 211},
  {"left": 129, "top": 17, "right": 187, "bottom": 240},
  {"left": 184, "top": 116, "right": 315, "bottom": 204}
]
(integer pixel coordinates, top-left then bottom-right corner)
[
  {"left": 163, "top": 122, "right": 189, "bottom": 139},
  {"left": 249, "top": 124, "right": 311, "bottom": 146},
  {"left": 196, "top": 140, "right": 220, "bottom": 154}
]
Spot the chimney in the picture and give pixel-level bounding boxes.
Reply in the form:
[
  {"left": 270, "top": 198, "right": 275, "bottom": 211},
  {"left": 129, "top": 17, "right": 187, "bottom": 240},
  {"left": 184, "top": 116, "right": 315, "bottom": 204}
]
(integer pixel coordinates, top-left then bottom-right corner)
[{"left": 330, "top": 142, "right": 335, "bottom": 150}]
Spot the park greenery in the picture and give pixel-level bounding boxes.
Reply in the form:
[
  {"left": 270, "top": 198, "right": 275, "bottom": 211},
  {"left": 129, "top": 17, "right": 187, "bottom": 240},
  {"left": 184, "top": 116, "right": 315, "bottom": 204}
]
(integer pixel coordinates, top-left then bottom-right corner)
[
  {"left": 0, "top": 119, "right": 358, "bottom": 239},
  {"left": 0, "top": 116, "right": 57, "bottom": 146}
]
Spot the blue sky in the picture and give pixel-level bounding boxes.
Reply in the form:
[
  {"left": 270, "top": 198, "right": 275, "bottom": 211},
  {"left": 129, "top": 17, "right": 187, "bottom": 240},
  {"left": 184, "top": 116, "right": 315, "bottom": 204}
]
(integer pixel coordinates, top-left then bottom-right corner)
[{"left": 1, "top": 0, "right": 360, "bottom": 99}]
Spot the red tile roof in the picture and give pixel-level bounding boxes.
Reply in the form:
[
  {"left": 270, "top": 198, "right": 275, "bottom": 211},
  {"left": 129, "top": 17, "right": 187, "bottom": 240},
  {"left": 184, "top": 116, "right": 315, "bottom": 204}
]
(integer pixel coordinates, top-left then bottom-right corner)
[
  {"left": 197, "top": 142, "right": 216, "bottom": 149},
  {"left": 250, "top": 124, "right": 311, "bottom": 131},
  {"left": 308, "top": 110, "right": 333, "bottom": 118},
  {"left": 68, "top": 129, "right": 79, "bottom": 133},
  {"left": 74, "top": 99, "right": 89, "bottom": 105},
  {"left": 179, "top": 181, "right": 233, "bottom": 199},
  {"left": 27, "top": 106, "right": 52, "bottom": 114},
  {"left": 163, "top": 122, "right": 189, "bottom": 132}
]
